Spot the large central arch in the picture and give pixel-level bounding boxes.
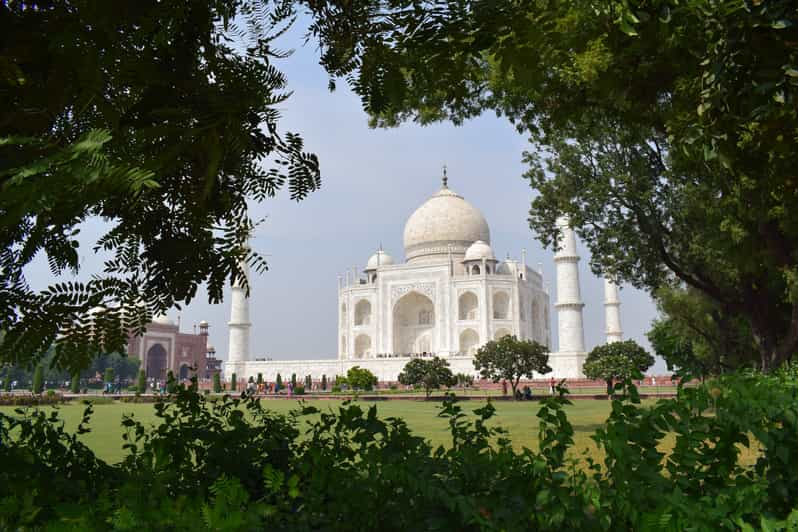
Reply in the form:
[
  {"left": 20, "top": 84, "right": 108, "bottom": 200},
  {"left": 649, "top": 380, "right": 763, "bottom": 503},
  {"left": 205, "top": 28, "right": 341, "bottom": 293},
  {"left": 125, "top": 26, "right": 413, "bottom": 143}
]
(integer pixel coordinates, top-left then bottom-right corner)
[
  {"left": 393, "top": 291, "right": 435, "bottom": 355},
  {"left": 146, "top": 343, "right": 168, "bottom": 380}
]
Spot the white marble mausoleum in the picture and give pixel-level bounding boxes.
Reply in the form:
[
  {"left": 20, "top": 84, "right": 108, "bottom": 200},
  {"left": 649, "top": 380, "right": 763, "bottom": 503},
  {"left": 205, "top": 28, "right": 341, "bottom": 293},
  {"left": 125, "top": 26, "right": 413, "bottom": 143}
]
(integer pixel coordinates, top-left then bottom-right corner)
[{"left": 225, "top": 174, "right": 624, "bottom": 383}]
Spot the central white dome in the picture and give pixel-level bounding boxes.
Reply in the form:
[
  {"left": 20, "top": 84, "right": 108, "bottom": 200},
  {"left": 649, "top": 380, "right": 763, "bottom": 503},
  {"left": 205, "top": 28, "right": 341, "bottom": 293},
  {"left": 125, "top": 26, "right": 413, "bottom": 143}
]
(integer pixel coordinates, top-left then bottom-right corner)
[{"left": 403, "top": 183, "right": 490, "bottom": 263}]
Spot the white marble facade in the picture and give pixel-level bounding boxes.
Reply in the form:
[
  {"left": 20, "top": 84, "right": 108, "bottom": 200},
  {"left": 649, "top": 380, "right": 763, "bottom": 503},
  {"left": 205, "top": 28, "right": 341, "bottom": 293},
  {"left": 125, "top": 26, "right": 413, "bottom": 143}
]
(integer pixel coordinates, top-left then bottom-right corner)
[{"left": 226, "top": 175, "right": 601, "bottom": 382}]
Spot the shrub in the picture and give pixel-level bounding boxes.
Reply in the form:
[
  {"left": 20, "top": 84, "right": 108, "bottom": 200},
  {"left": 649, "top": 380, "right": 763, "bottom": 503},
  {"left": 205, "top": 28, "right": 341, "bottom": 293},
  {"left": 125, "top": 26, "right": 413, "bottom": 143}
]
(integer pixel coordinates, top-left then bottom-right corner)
[
  {"left": 3, "top": 375, "right": 10, "bottom": 392},
  {"left": 275, "top": 373, "right": 282, "bottom": 392},
  {"left": 70, "top": 372, "right": 80, "bottom": 394},
  {"left": 290, "top": 373, "right": 297, "bottom": 389},
  {"left": 321, "top": 374, "right": 327, "bottom": 391},
  {"left": 1, "top": 373, "right": 797, "bottom": 530},
  {"left": 137, "top": 370, "right": 146, "bottom": 394},
  {"left": 294, "top": 385, "right": 305, "bottom": 395},
  {"left": 32, "top": 365, "right": 44, "bottom": 394},
  {"left": 231, "top": 372, "right": 237, "bottom": 392},
  {"left": 212, "top": 373, "right": 222, "bottom": 393},
  {"left": 331, "top": 384, "right": 341, "bottom": 393},
  {"left": 103, "top": 367, "right": 114, "bottom": 384},
  {"left": 257, "top": 373, "right": 263, "bottom": 385},
  {"left": 166, "top": 370, "right": 177, "bottom": 393}
]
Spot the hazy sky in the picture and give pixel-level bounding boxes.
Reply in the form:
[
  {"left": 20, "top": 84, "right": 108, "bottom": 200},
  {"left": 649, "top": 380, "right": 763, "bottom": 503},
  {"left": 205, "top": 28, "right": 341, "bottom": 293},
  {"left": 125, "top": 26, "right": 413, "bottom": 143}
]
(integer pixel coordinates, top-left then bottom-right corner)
[{"left": 26, "top": 19, "right": 665, "bottom": 373}]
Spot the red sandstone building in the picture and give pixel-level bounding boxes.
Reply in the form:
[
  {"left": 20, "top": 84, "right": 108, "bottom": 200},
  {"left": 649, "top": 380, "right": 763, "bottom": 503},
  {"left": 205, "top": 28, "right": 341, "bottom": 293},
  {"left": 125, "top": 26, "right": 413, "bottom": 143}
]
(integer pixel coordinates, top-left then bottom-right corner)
[{"left": 127, "top": 315, "right": 219, "bottom": 381}]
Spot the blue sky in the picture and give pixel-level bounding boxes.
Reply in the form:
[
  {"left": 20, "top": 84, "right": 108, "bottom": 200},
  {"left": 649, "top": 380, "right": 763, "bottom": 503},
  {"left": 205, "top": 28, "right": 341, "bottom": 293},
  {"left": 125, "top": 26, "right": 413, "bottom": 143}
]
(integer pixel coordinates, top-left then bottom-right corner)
[{"left": 26, "top": 18, "right": 664, "bottom": 372}]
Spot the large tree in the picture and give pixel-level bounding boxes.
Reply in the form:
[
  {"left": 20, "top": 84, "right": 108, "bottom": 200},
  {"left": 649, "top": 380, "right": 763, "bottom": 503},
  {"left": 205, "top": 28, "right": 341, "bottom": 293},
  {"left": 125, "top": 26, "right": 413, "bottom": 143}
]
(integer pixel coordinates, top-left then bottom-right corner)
[
  {"left": 398, "top": 357, "right": 456, "bottom": 398},
  {"left": 647, "top": 286, "right": 756, "bottom": 378},
  {"left": 583, "top": 340, "right": 655, "bottom": 396},
  {"left": 473, "top": 335, "right": 550, "bottom": 399},
  {"left": 0, "top": 1, "right": 320, "bottom": 372},
  {"left": 304, "top": 0, "right": 798, "bottom": 370}
]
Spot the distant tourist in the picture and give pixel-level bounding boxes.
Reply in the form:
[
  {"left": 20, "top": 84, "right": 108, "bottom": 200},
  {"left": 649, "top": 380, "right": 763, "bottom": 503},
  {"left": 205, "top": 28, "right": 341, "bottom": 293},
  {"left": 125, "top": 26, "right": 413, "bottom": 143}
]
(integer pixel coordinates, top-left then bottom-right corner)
[{"left": 549, "top": 377, "right": 555, "bottom": 395}]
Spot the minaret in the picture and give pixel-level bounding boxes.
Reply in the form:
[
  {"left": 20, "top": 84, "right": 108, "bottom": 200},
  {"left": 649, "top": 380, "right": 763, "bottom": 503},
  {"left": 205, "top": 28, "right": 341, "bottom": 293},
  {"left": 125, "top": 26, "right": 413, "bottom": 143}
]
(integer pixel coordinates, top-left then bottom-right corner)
[
  {"left": 604, "top": 277, "right": 623, "bottom": 343},
  {"left": 227, "top": 260, "right": 251, "bottom": 364},
  {"left": 554, "top": 216, "right": 585, "bottom": 353}
]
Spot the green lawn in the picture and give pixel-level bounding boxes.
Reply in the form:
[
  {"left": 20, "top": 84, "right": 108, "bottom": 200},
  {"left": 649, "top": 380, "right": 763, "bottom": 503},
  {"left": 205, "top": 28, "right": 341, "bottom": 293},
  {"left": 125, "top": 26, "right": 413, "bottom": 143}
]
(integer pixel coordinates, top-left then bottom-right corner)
[{"left": 1, "top": 398, "right": 636, "bottom": 464}]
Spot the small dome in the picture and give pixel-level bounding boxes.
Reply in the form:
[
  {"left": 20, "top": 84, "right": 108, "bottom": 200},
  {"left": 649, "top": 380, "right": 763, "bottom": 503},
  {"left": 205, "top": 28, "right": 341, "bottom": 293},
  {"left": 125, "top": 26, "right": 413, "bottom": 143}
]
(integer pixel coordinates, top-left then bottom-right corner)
[
  {"left": 366, "top": 249, "right": 395, "bottom": 270},
  {"left": 464, "top": 240, "right": 495, "bottom": 262},
  {"left": 152, "top": 313, "right": 174, "bottom": 326},
  {"left": 403, "top": 181, "right": 490, "bottom": 263},
  {"left": 199, "top": 320, "right": 209, "bottom": 327},
  {"left": 497, "top": 259, "right": 520, "bottom": 276},
  {"left": 206, "top": 344, "right": 215, "bottom": 352}
]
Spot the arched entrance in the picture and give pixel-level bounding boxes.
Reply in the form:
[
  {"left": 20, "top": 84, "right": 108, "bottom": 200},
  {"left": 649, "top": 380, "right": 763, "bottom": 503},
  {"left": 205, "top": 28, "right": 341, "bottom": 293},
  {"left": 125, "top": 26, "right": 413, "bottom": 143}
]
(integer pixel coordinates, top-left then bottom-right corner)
[
  {"left": 459, "top": 329, "right": 479, "bottom": 355},
  {"left": 179, "top": 364, "right": 190, "bottom": 381},
  {"left": 393, "top": 291, "right": 435, "bottom": 355},
  {"left": 146, "top": 343, "right": 168, "bottom": 380},
  {"left": 354, "top": 334, "right": 372, "bottom": 358}
]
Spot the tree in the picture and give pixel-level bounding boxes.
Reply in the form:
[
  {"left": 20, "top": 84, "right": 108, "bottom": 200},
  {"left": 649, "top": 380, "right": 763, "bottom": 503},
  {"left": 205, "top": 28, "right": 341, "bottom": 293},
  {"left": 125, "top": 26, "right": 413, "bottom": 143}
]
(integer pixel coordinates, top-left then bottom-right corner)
[
  {"left": 291, "top": 373, "right": 297, "bottom": 389},
  {"left": 398, "top": 357, "right": 456, "bottom": 398},
  {"left": 0, "top": 1, "right": 320, "bottom": 374},
  {"left": 305, "top": 374, "right": 312, "bottom": 389},
  {"left": 70, "top": 371, "right": 80, "bottom": 394},
  {"left": 474, "top": 336, "right": 551, "bottom": 399},
  {"left": 321, "top": 374, "right": 327, "bottom": 391},
  {"left": 257, "top": 373, "right": 263, "bottom": 385},
  {"left": 166, "top": 370, "right": 177, "bottom": 394},
  {"left": 583, "top": 340, "right": 655, "bottom": 396},
  {"left": 136, "top": 370, "right": 146, "bottom": 394},
  {"left": 213, "top": 373, "right": 222, "bottom": 394},
  {"left": 455, "top": 373, "right": 473, "bottom": 392},
  {"left": 231, "top": 373, "right": 237, "bottom": 392},
  {"left": 305, "top": 1, "right": 798, "bottom": 371},
  {"left": 647, "top": 286, "right": 756, "bottom": 378},
  {"left": 275, "top": 373, "right": 282, "bottom": 392},
  {"left": 32, "top": 365, "right": 44, "bottom": 394},
  {"left": 346, "top": 366, "right": 377, "bottom": 391},
  {"left": 3, "top": 373, "right": 10, "bottom": 392},
  {"left": 248, "top": 376, "right": 255, "bottom": 384},
  {"left": 104, "top": 367, "right": 115, "bottom": 384}
]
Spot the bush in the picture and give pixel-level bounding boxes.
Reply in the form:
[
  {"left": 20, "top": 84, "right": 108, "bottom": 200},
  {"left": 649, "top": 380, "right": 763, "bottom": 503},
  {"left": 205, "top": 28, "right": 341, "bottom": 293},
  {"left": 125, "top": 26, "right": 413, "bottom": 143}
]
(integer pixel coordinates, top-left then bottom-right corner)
[
  {"left": 212, "top": 373, "right": 222, "bottom": 393},
  {"left": 231, "top": 372, "right": 237, "bottom": 392},
  {"left": 293, "top": 385, "right": 305, "bottom": 395},
  {"left": 321, "top": 374, "right": 327, "bottom": 391},
  {"left": 70, "top": 372, "right": 80, "bottom": 394},
  {"left": 32, "top": 365, "right": 44, "bottom": 394},
  {"left": 1, "top": 372, "right": 797, "bottom": 530},
  {"left": 137, "top": 370, "right": 146, "bottom": 394},
  {"left": 166, "top": 370, "right": 177, "bottom": 394},
  {"left": 331, "top": 384, "right": 341, "bottom": 393}
]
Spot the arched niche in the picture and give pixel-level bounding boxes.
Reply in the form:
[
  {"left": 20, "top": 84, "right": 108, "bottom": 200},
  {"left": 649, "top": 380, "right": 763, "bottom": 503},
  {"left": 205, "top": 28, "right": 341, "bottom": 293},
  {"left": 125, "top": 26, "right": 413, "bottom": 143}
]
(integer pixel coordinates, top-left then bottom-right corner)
[
  {"left": 341, "top": 335, "right": 347, "bottom": 356},
  {"left": 178, "top": 364, "right": 190, "bottom": 380},
  {"left": 493, "top": 291, "right": 510, "bottom": 319},
  {"left": 393, "top": 291, "right": 435, "bottom": 355},
  {"left": 354, "top": 299, "right": 372, "bottom": 326},
  {"left": 354, "top": 334, "right": 372, "bottom": 358},
  {"left": 459, "top": 329, "right": 479, "bottom": 355},
  {"left": 458, "top": 291, "right": 478, "bottom": 321},
  {"left": 340, "top": 303, "right": 347, "bottom": 327},
  {"left": 494, "top": 327, "right": 512, "bottom": 340}
]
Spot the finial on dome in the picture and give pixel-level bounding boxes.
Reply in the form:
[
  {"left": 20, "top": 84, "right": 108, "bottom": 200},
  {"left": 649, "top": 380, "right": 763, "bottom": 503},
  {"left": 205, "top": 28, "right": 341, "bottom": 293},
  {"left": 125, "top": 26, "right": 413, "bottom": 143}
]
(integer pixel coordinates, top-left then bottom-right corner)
[{"left": 442, "top": 164, "right": 448, "bottom": 188}]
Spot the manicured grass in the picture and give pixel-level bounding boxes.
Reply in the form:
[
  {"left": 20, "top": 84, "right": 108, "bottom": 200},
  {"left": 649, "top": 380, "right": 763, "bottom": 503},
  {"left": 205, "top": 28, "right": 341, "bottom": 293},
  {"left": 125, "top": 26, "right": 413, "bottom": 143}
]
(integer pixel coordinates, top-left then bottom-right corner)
[
  {"left": 1, "top": 398, "right": 628, "bottom": 463},
  {"left": 1, "top": 396, "right": 756, "bottom": 466}
]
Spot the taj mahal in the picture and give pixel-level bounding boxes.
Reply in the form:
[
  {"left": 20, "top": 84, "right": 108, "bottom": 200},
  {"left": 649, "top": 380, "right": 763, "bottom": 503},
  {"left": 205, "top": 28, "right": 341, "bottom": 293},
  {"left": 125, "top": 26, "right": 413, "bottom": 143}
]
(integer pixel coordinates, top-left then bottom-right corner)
[{"left": 223, "top": 173, "right": 623, "bottom": 382}]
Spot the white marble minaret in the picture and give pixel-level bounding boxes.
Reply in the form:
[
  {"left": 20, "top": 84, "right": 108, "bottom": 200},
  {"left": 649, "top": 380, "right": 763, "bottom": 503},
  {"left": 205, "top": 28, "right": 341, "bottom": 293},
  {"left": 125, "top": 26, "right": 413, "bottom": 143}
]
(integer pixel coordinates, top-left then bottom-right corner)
[
  {"left": 603, "top": 277, "right": 623, "bottom": 343},
  {"left": 554, "top": 216, "right": 586, "bottom": 354},
  {"left": 227, "top": 261, "right": 251, "bottom": 365}
]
